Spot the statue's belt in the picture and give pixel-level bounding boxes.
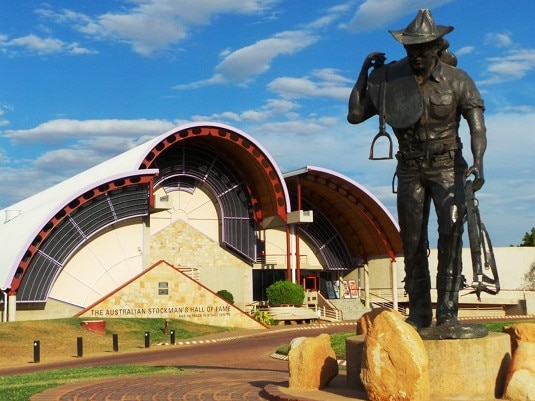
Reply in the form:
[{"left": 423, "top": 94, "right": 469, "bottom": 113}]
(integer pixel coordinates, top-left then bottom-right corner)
[{"left": 396, "top": 140, "right": 462, "bottom": 161}]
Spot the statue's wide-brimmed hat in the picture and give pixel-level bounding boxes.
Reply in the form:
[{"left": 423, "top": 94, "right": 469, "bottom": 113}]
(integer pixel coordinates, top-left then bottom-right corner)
[{"left": 389, "top": 9, "right": 453, "bottom": 45}]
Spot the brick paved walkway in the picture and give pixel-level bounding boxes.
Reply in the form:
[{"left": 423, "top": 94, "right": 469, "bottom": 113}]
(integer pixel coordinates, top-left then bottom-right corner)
[
  {"left": 29, "top": 367, "right": 362, "bottom": 401},
  {"left": 30, "top": 368, "right": 286, "bottom": 401}
]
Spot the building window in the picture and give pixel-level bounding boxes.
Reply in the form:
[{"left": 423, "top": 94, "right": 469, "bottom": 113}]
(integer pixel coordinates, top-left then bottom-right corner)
[{"left": 158, "top": 282, "right": 168, "bottom": 295}]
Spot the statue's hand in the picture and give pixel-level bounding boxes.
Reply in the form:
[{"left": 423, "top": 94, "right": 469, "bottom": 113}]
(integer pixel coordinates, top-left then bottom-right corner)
[
  {"left": 466, "top": 164, "right": 485, "bottom": 191},
  {"left": 363, "top": 52, "right": 386, "bottom": 71}
]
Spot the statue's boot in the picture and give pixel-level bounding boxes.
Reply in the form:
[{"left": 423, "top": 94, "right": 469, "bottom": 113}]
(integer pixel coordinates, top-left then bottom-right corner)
[
  {"left": 405, "top": 278, "right": 432, "bottom": 329},
  {"left": 436, "top": 275, "right": 462, "bottom": 326}
]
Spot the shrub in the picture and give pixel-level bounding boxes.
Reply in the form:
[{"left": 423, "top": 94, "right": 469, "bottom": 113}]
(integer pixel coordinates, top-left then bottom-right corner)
[
  {"left": 216, "top": 289, "right": 234, "bottom": 304},
  {"left": 253, "top": 310, "right": 275, "bottom": 325},
  {"left": 266, "top": 280, "right": 305, "bottom": 306}
]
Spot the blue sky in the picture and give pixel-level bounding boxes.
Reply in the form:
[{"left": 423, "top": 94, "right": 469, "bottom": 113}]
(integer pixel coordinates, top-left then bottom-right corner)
[{"left": 0, "top": 0, "right": 534, "bottom": 247}]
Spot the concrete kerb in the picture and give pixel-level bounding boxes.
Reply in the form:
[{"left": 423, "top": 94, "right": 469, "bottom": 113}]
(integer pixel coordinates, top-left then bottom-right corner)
[{"left": 154, "top": 321, "right": 357, "bottom": 347}]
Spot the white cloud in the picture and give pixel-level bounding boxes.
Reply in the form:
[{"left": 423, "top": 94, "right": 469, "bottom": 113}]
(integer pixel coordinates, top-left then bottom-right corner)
[
  {"left": 176, "top": 30, "right": 319, "bottom": 88},
  {"left": 0, "top": 167, "right": 60, "bottom": 206},
  {"left": 2, "top": 119, "right": 176, "bottom": 144},
  {"left": 455, "top": 46, "right": 475, "bottom": 56},
  {"left": 344, "top": 0, "right": 455, "bottom": 32},
  {"left": 33, "top": 148, "right": 104, "bottom": 173},
  {"left": 479, "top": 48, "right": 535, "bottom": 85},
  {"left": 0, "top": 34, "right": 96, "bottom": 56},
  {"left": 0, "top": 118, "right": 181, "bottom": 206},
  {"left": 192, "top": 98, "right": 299, "bottom": 123},
  {"left": 304, "top": 2, "right": 354, "bottom": 30},
  {"left": 219, "top": 30, "right": 318, "bottom": 81},
  {"left": 8, "top": 34, "right": 63, "bottom": 53},
  {"left": 175, "top": 4, "right": 351, "bottom": 89},
  {"left": 40, "top": 0, "right": 278, "bottom": 56},
  {"left": 268, "top": 68, "right": 352, "bottom": 100},
  {"left": 485, "top": 32, "right": 513, "bottom": 48}
]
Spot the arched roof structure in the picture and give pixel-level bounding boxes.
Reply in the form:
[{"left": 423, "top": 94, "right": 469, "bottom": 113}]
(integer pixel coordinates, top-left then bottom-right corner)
[
  {"left": 0, "top": 122, "right": 290, "bottom": 302},
  {"left": 137, "top": 124, "right": 290, "bottom": 224},
  {"left": 284, "top": 166, "right": 402, "bottom": 265}
]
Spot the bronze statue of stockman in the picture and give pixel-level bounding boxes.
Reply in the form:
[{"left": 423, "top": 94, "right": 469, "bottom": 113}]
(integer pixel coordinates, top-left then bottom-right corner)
[{"left": 347, "top": 9, "right": 490, "bottom": 338}]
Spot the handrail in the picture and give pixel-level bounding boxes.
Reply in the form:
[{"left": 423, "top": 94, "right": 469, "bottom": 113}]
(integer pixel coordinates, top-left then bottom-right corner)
[
  {"left": 368, "top": 290, "right": 407, "bottom": 314},
  {"left": 313, "top": 291, "right": 343, "bottom": 321},
  {"left": 177, "top": 267, "right": 200, "bottom": 280}
]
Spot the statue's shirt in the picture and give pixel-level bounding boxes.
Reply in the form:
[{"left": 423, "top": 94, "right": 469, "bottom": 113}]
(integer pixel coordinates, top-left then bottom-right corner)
[{"left": 368, "top": 58, "right": 484, "bottom": 150}]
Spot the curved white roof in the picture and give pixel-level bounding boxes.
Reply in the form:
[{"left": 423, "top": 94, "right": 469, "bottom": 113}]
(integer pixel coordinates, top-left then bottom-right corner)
[{"left": 0, "top": 121, "right": 290, "bottom": 290}]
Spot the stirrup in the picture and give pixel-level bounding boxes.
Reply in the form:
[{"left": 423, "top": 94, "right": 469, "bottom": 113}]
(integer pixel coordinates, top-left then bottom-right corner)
[{"left": 369, "top": 130, "right": 393, "bottom": 160}]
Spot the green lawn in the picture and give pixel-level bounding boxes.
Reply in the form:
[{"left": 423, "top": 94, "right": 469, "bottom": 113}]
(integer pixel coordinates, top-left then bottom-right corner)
[{"left": 0, "top": 365, "right": 186, "bottom": 401}]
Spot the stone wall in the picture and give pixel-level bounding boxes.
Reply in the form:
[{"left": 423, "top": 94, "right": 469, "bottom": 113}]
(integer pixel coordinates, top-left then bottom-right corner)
[
  {"left": 76, "top": 260, "right": 266, "bottom": 330},
  {"left": 149, "top": 220, "right": 252, "bottom": 309}
]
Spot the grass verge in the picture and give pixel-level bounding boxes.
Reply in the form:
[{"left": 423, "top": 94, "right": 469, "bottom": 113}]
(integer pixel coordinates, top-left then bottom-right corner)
[
  {"left": 0, "top": 365, "right": 185, "bottom": 401},
  {"left": 0, "top": 317, "right": 232, "bottom": 368}
]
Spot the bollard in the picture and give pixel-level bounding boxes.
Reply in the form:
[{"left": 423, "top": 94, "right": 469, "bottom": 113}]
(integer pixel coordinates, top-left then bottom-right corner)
[
  {"left": 77, "top": 337, "right": 83, "bottom": 357},
  {"left": 170, "top": 329, "right": 176, "bottom": 345},
  {"left": 144, "top": 331, "right": 150, "bottom": 348},
  {"left": 113, "top": 333, "right": 119, "bottom": 352},
  {"left": 33, "top": 340, "right": 40, "bottom": 363}
]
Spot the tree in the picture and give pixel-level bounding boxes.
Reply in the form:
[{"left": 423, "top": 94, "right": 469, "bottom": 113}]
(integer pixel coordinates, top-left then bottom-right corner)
[
  {"left": 520, "top": 227, "right": 535, "bottom": 246},
  {"left": 520, "top": 262, "right": 535, "bottom": 291}
]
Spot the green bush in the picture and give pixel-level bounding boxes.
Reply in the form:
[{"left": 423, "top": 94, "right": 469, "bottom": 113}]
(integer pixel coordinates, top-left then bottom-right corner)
[
  {"left": 216, "top": 289, "right": 234, "bottom": 304},
  {"left": 266, "top": 280, "right": 305, "bottom": 306},
  {"left": 253, "top": 310, "right": 275, "bottom": 325}
]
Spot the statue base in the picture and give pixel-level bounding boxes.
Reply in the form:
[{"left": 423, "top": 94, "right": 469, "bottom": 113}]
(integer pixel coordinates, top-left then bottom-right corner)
[
  {"left": 418, "top": 322, "right": 488, "bottom": 340},
  {"left": 346, "top": 332, "right": 511, "bottom": 400}
]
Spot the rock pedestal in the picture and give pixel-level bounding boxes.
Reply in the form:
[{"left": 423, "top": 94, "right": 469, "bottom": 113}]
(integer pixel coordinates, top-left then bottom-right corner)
[
  {"left": 347, "top": 332, "right": 512, "bottom": 400},
  {"left": 425, "top": 332, "right": 511, "bottom": 399}
]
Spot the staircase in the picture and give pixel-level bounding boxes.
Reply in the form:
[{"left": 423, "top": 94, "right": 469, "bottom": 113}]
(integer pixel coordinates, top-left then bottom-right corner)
[
  {"left": 329, "top": 297, "right": 371, "bottom": 320},
  {"left": 308, "top": 291, "right": 370, "bottom": 321},
  {"left": 314, "top": 292, "right": 342, "bottom": 321}
]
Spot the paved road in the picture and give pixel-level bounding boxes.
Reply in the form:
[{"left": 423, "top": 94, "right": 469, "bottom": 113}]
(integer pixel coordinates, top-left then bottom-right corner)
[
  {"left": 1, "top": 323, "right": 354, "bottom": 376},
  {"left": 1, "top": 323, "right": 358, "bottom": 401}
]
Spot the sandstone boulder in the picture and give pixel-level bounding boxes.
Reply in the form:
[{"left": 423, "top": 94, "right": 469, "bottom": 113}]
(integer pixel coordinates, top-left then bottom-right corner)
[
  {"left": 503, "top": 322, "right": 535, "bottom": 352},
  {"left": 503, "top": 341, "right": 535, "bottom": 400},
  {"left": 288, "top": 333, "right": 338, "bottom": 389},
  {"left": 356, "top": 307, "right": 403, "bottom": 335},
  {"left": 289, "top": 336, "right": 308, "bottom": 350},
  {"left": 361, "top": 309, "right": 430, "bottom": 401}
]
